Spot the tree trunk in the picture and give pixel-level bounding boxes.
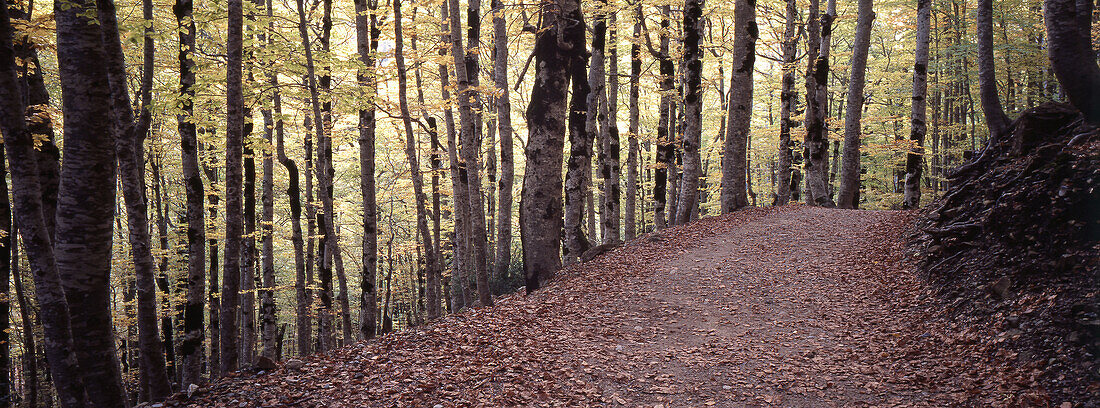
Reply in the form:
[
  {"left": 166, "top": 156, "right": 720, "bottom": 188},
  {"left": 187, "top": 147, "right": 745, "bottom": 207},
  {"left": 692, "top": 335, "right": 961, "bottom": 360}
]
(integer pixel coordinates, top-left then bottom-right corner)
[
  {"left": 522, "top": 0, "right": 584, "bottom": 291},
  {"left": 97, "top": 0, "right": 172, "bottom": 399},
  {"left": 1043, "top": 0, "right": 1100, "bottom": 124},
  {"left": 202, "top": 141, "right": 221, "bottom": 377},
  {"left": 221, "top": 0, "right": 245, "bottom": 373},
  {"left": 411, "top": 15, "right": 443, "bottom": 318},
  {"left": 270, "top": 77, "right": 306, "bottom": 357},
  {"left": 720, "top": 0, "right": 756, "bottom": 212},
  {"left": 836, "top": 0, "right": 874, "bottom": 209},
  {"left": 259, "top": 0, "right": 279, "bottom": 359},
  {"left": 11, "top": 230, "right": 38, "bottom": 408},
  {"left": 803, "top": 0, "right": 835, "bottom": 207},
  {"left": 0, "top": 126, "right": 11, "bottom": 408},
  {"left": 353, "top": 0, "right": 379, "bottom": 340},
  {"left": 492, "top": 0, "right": 515, "bottom": 284},
  {"left": 312, "top": 0, "right": 337, "bottom": 352},
  {"left": 566, "top": 7, "right": 598, "bottom": 263},
  {"left": 903, "top": 0, "right": 931, "bottom": 209},
  {"left": 294, "top": 0, "right": 332, "bottom": 351},
  {"left": 241, "top": 115, "right": 256, "bottom": 368},
  {"left": 600, "top": 10, "right": 621, "bottom": 243},
  {"left": 447, "top": 0, "right": 492, "bottom": 306},
  {"left": 439, "top": 2, "right": 470, "bottom": 310},
  {"left": 775, "top": 0, "right": 797, "bottom": 205},
  {"left": 394, "top": 0, "right": 442, "bottom": 328},
  {"left": 676, "top": 0, "right": 704, "bottom": 222},
  {"left": 653, "top": 5, "right": 674, "bottom": 229},
  {"left": 976, "top": 0, "right": 1010, "bottom": 138},
  {"left": 625, "top": 4, "right": 641, "bottom": 240},
  {"left": 1, "top": 0, "right": 90, "bottom": 404}
]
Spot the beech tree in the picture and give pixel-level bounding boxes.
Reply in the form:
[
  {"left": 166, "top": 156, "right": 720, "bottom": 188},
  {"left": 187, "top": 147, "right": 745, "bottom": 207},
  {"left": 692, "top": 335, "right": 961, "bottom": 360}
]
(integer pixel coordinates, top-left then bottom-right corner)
[
  {"left": 675, "top": 0, "right": 704, "bottom": 223},
  {"left": 720, "top": 0, "right": 756, "bottom": 213},
  {"left": 903, "top": 0, "right": 932, "bottom": 209},
  {"left": 976, "top": 0, "right": 1010, "bottom": 138},
  {"left": 774, "top": 0, "right": 798, "bottom": 205},
  {"left": 1043, "top": 0, "right": 1100, "bottom": 124},
  {"left": 221, "top": 0, "right": 244, "bottom": 373},
  {"left": 836, "top": 0, "right": 875, "bottom": 209},
  {"left": 0, "top": 2, "right": 88, "bottom": 405},
  {"left": 522, "top": 0, "right": 584, "bottom": 291}
]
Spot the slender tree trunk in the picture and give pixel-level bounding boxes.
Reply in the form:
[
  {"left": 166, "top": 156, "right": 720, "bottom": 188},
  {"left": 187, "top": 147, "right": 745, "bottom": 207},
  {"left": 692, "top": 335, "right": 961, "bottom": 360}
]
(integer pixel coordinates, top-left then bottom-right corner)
[
  {"left": 447, "top": 0, "right": 492, "bottom": 306},
  {"left": 1, "top": 0, "right": 89, "bottom": 405},
  {"left": 333, "top": 244, "right": 352, "bottom": 343},
  {"left": 0, "top": 133, "right": 11, "bottom": 408},
  {"left": 1043, "top": 0, "right": 1100, "bottom": 124},
  {"left": 295, "top": 0, "right": 331, "bottom": 351},
  {"left": 411, "top": 15, "right": 443, "bottom": 317},
  {"left": 271, "top": 86, "right": 305, "bottom": 357},
  {"left": 720, "top": 0, "right": 756, "bottom": 212},
  {"left": 439, "top": 2, "right": 470, "bottom": 310},
  {"left": 259, "top": 0, "right": 278, "bottom": 359},
  {"left": 221, "top": 0, "right": 245, "bottom": 373},
  {"left": 677, "top": 0, "right": 704, "bottom": 221},
  {"left": 241, "top": 115, "right": 257, "bottom": 368},
  {"left": 310, "top": 0, "right": 337, "bottom": 351},
  {"left": 353, "top": 0, "right": 379, "bottom": 340},
  {"left": 202, "top": 142, "right": 221, "bottom": 377},
  {"left": 522, "top": 0, "right": 584, "bottom": 291},
  {"left": 566, "top": 6, "right": 599, "bottom": 263},
  {"left": 601, "top": 10, "right": 621, "bottom": 243},
  {"left": 625, "top": 4, "right": 641, "bottom": 240},
  {"left": 653, "top": 5, "right": 674, "bottom": 229},
  {"left": 977, "top": 0, "right": 1010, "bottom": 138},
  {"left": 97, "top": 0, "right": 172, "bottom": 399},
  {"left": 903, "top": 0, "right": 931, "bottom": 209},
  {"left": 803, "top": 0, "right": 835, "bottom": 206},
  {"left": 492, "top": 0, "right": 515, "bottom": 284},
  {"left": 394, "top": 0, "right": 442, "bottom": 329},
  {"left": 775, "top": 0, "right": 797, "bottom": 205},
  {"left": 11, "top": 230, "right": 37, "bottom": 408},
  {"left": 836, "top": 0, "right": 874, "bottom": 209},
  {"left": 150, "top": 144, "right": 178, "bottom": 385}
]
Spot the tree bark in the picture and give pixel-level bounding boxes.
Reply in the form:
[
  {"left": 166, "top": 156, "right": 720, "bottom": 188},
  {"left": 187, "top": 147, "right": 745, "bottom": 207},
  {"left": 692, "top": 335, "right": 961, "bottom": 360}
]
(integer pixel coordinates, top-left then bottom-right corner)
[
  {"left": 221, "top": 0, "right": 245, "bottom": 373},
  {"left": 11, "top": 230, "right": 37, "bottom": 408},
  {"left": 1, "top": 0, "right": 91, "bottom": 404},
  {"left": 439, "top": 2, "right": 471, "bottom": 310},
  {"left": 775, "top": 0, "right": 798, "bottom": 205},
  {"left": 803, "top": 0, "right": 835, "bottom": 206},
  {"left": 625, "top": 4, "right": 641, "bottom": 240},
  {"left": 602, "top": 10, "right": 621, "bottom": 243},
  {"left": 721, "top": 0, "right": 756, "bottom": 213},
  {"left": 676, "top": 0, "right": 704, "bottom": 221},
  {"left": 977, "top": 0, "right": 1010, "bottom": 138},
  {"left": 353, "top": 0, "right": 379, "bottom": 340},
  {"left": 492, "top": 0, "right": 516, "bottom": 284},
  {"left": 0, "top": 121, "right": 11, "bottom": 408},
  {"left": 522, "top": 0, "right": 584, "bottom": 291},
  {"left": 903, "top": 0, "right": 932, "bottom": 209},
  {"left": 259, "top": 0, "right": 279, "bottom": 360},
  {"left": 394, "top": 0, "right": 442, "bottom": 327},
  {"left": 201, "top": 141, "right": 221, "bottom": 377},
  {"left": 447, "top": 0, "right": 492, "bottom": 306},
  {"left": 566, "top": 7, "right": 598, "bottom": 263},
  {"left": 836, "top": 0, "right": 874, "bottom": 209},
  {"left": 97, "top": 0, "right": 172, "bottom": 399},
  {"left": 1043, "top": 0, "right": 1100, "bottom": 124}
]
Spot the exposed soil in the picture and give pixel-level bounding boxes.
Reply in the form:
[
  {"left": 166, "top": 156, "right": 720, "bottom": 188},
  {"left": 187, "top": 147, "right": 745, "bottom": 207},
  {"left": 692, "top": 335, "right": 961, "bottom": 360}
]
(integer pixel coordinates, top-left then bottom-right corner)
[{"left": 165, "top": 205, "right": 1068, "bottom": 408}]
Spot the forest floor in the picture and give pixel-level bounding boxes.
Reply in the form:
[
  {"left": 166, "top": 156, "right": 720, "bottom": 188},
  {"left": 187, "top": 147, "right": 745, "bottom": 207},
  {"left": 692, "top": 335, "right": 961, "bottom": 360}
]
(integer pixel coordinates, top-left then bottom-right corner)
[{"left": 170, "top": 205, "right": 1045, "bottom": 408}]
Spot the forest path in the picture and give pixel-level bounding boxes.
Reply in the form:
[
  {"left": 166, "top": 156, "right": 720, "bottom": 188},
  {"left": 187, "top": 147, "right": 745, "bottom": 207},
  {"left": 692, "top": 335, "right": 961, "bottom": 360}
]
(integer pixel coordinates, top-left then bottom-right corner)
[
  {"left": 174, "top": 205, "right": 1008, "bottom": 408},
  {"left": 594, "top": 206, "right": 937, "bottom": 407}
]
